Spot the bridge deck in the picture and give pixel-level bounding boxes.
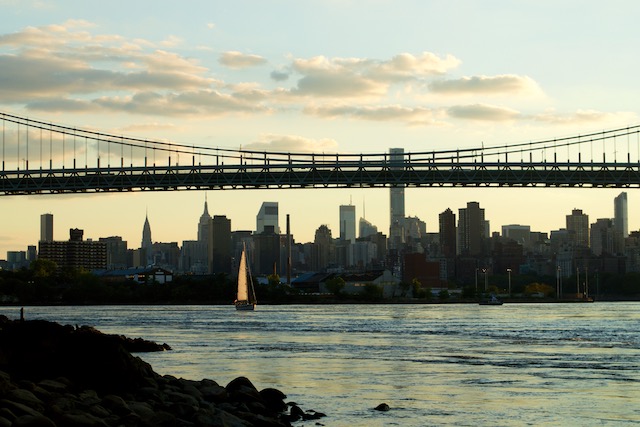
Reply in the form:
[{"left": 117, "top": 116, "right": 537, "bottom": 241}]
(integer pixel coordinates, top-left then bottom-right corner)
[{"left": 2, "top": 161, "right": 640, "bottom": 195}]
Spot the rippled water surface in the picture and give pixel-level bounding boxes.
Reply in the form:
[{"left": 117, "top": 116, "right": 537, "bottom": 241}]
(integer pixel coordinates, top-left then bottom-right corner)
[{"left": 3, "top": 303, "right": 639, "bottom": 426}]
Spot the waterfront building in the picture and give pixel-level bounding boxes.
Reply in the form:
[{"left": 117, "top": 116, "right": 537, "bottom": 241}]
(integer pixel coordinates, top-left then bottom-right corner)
[
  {"left": 256, "top": 202, "right": 280, "bottom": 234},
  {"left": 566, "top": 208, "right": 590, "bottom": 249},
  {"left": 38, "top": 228, "right": 107, "bottom": 271},
  {"left": 339, "top": 204, "right": 356, "bottom": 243},
  {"left": 40, "top": 213, "right": 53, "bottom": 242}
]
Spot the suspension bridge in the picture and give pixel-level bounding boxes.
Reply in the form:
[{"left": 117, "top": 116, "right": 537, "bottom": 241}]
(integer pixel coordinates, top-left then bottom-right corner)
[{"left": 1, "top": 111, "right": 640, "bottom": 196}]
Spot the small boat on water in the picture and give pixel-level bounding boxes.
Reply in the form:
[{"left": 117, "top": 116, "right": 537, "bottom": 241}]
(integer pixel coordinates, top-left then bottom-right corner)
[
  {"left": 234, "top": 243, "right": 256, "bottom": 311},
  {"left": 479, "top": 294, "right": 503, "bottom": 305}
]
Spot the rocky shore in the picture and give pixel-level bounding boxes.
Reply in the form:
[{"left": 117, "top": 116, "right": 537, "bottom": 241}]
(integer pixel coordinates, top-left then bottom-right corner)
[{"left": 0, "top": 315, "right": 325, "bottom": 426}]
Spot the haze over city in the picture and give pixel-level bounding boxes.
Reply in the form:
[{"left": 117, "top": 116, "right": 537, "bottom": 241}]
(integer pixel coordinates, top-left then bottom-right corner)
[{"left": 1, "top": 1, "right": 640, "bottom": 257}]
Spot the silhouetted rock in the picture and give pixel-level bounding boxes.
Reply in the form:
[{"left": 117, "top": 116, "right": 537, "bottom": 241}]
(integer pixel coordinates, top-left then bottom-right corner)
[
  {"left": 375, "top": 402, "right": 390, "bottom": 411},
  {"left": 0, "top": 318, "right": 324, "bottom": 426}
]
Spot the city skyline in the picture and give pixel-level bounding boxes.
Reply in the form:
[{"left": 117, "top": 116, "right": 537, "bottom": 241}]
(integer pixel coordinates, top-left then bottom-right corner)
[
  {"left": 1, "top": 2, "right": 640, "bottom": 256},
  {"left": 5, "top": 191, "right": 631, "bottom": 257}
]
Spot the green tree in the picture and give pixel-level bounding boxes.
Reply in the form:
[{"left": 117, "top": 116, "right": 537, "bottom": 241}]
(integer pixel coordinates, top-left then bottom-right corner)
[
  {"left": 438, "top": 289, "right": 450, "bottom": 300},
  {"left": 30, "top": 259, "right": 58, "bottom": 280},
  {"left": 411, "top": 278, "right": 425, "bottom": 298},
  {"left": 362, "top": 283, "right": 383, "bottom": 300},
  {"left": 325, "top": 276, "right": 345, "bottom": 296}
]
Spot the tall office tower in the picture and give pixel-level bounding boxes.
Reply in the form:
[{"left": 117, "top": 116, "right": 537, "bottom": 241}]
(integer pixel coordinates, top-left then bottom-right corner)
[
  {"left": 339, "top": 204, "right": 356, "bottom": 243},
  {"left": 256, "top": 202, "right": 280, "bottom": 234},
  {"left": 141, "top": 214, "right": 153, "bottom": 265},
  {"left": 389, "top": 148, "right": 405, "bottom": 229},
  {"left": 198, "top": 196, "right": 212, "bottom": 243},
  {"left": 359, "top": 217, "right": 378, "bottom": 239},
  {"left": 591, "top": 218, "right": 615, "bottom": 256},
  {"left": 458, "top": 201, "right": 485, "bottom": 256},
  {"left": 40, "top": 213, "right": 53, "bottom": 242},
  {"left": 614, "top": 192, "right": 628, "bottom": 253},
  {"left": 566, "top": 208, "right": 590, "bottom": 248},
  {"left": 209, "top": 215, "right": 232, "bottom": 273},
  {"left": 141, "top": 214, "right": 152, "bottom": 250},
  {"left": 439, "top": 208, "right": 456, "bottom": 258}
]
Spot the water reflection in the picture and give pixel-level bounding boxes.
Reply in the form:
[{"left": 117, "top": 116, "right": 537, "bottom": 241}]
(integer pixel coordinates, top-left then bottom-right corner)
[{"left": 1, "top": 303, "right": 639, "bottom": 426}]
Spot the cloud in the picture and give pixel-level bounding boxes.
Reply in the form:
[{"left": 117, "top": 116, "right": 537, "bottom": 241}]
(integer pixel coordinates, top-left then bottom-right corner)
[
  {"left": 288, "top": 52, "right": 460, "bottom": 99},
  {"left": 270, "top": 70, "right": 290, "bottom": 82},
  {"left": 448, "top": 104, "right": 521, "bottom": 121},
  {"left": 532, "top": 109, "right": 637, "bottom": 125},
  {"left": 219, "top": 51, "right": 267, "bottom": 69},
  {"left": 306, "top": 104, "right": 444, "bottom": 125},
  {"left": 429, "top": 75, "right": 539, "bottom": 95},
  {"left": 243, "top": 134, "right": 339, "bottom": 153}
]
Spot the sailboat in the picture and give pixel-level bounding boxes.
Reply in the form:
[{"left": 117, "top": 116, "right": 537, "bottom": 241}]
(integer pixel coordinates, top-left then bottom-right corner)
[{"left": 235, "top": 243, "right": 257, "bottom": 311}]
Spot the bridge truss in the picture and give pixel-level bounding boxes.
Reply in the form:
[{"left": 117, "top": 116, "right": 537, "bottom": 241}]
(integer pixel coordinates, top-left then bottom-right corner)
[{"left": 2, "top": 111, "right": 640, "bottom": 195}]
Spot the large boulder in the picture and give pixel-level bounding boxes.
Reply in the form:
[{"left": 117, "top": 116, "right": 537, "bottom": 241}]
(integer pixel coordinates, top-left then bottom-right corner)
[{"left": 0, "top": 320, "right": 159, "bottom": 393}]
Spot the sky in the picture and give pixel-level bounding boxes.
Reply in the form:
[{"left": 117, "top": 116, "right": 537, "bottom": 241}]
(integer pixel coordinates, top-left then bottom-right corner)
[{"left": 1, "top": 0, "right": 639, "bottom": 257}]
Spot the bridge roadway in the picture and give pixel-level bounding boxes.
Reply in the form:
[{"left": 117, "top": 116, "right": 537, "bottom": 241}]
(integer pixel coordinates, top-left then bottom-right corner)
[{"left": 2, "top": 159, "right": 640, "bottom": 195}]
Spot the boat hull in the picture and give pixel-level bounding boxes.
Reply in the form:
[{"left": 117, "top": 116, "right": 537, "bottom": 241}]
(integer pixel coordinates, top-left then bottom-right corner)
[{"left": 235, "top": 302, "right": 256, "bottom": 311}]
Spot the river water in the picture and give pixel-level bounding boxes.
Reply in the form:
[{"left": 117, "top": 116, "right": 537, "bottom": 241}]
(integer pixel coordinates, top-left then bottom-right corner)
[{"left": 2, "top": 303, "right": 639, "bottom": 426}]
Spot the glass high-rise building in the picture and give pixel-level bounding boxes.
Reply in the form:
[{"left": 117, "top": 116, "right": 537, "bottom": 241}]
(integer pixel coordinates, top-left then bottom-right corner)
[
  {"left": 339, "top": 205, "right": 356, "bottom": 243},
  {"left": 614, "top": 192, "right": 628, "bottom": 236},
  {"left": 614, "top": 192, "right": 628, "bottom": 254},
  {"left": 40, "top": 213, "right": 53, "bottom": 242},
  {"left": 389, "top": 148, "right": 405, "bottom": 226},
  {"left": 256, "top": 202, "right": 280, "bottom": 234}
]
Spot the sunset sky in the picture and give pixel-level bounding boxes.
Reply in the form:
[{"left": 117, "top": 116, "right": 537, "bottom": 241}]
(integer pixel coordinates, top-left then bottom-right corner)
[{"left": 1, "top": 1, "right": 639, "bottom": 257}]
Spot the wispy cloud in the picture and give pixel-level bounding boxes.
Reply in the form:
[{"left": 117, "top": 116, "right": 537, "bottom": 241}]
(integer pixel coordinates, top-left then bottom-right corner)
[
  {"left": 430, "top": 75, "right": 540, "bottom": 95},
  {"left": 219, "top": 51, "right": 267, "bottom": 69},
  {"left": 243, "top": 134, "right": 339, "bottom": 153},
  {"left": 448, "top": 104, "right": 521, "bottom": 121},
  {"left": 306, "top": 104, "right": 445, "bottom": 126}
]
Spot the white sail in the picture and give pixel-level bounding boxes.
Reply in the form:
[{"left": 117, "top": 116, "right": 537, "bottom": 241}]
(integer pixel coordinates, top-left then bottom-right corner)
[{"left": 237, "top": 248, "right": 249, "bottom": 302}]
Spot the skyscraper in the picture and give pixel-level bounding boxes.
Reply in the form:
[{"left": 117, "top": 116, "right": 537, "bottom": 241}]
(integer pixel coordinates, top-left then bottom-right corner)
[
  {"left": 458, "top": 202, "right": 485, "bottom": 256},
  {"left": 141, "top": 213, "right": 153, "bottom": 265},
  {"left": 40, "top": 213, "right": 53, "bottom": 242},
  {"left": 389, "top": 148, "right": 405, "bottom": 225},
  {"left": 614, "top": 192, "right": 628, "bottom": 253},
  {"left": 256, "top": 202, "right": 280, "bottom": 234},
  {"left": 439, "top": 208, "right": 456, "bottom": 258},
  {"left": 141, "top": 214, "right": 152, "bottom": 250},
  {"left": 566, "top": 208, "right": 589, "bottom": 248},
  {"left": 389, "top": 148, "right": 405, "bottom": 250},
  {"left": 198, "top": 195, "right": 212, "bottom": 243},
  {"left": 209, "top": 215, "right": 232, "bottom": 273},
  {"left": 339, "top": 204, "right": 356, "bottom": 243}
]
